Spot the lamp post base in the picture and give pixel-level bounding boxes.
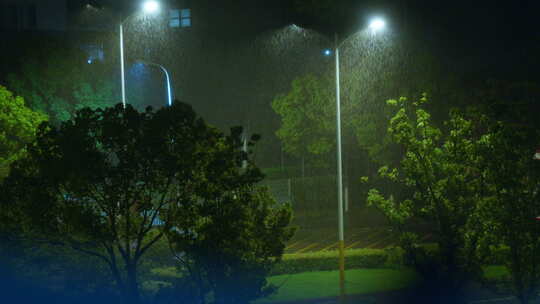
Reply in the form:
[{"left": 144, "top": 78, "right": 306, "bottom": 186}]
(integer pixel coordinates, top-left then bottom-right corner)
[{"left": 339, "top": 239, "right": 346, "bottom": 303}]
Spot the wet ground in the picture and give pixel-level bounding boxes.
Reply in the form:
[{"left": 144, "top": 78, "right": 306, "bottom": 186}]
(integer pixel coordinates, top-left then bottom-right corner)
[
  {"left": 284, "top": 226, "right": 433, "bottom": 254},
  {"left": 271, "top": 285, "right": 523, "bottom": 304}
]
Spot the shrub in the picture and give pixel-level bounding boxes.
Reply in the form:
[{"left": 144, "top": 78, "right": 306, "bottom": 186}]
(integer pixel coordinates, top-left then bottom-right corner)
[
  {"left": 484, "top": 246, "right": 510, "bottom": 265},
  {"left": 147, "top": 245, "right": 511, "bottom": 281},
  {"left": 270, "top": 249, "right": 389, "bottom": 275}
]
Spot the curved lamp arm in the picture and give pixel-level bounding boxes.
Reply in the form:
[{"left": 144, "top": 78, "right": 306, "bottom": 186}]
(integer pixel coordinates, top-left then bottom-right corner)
[{"left": 136, "top": 60, "right": 173, "bottom": 107}]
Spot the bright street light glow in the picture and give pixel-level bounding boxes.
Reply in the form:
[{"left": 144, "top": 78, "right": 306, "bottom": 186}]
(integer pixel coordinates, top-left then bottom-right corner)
[
  {"left": 369, "top": 18, "right": 385, "bottom": 32},
  {"left": 142, "top": 0, "right": 159, "bottom": 13},
  {"left": 323, "top": 49, "right": 332, "bottom": 56}
]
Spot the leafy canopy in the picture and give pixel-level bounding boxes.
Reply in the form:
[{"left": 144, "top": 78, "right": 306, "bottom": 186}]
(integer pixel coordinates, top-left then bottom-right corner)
[
  {"left": 0, "top": 85, "right": 47, "bottom": 180},
  {"left": 367, "top": 93, "right": 540, "bottom": 303},
  {"left": 367, "top": 94, "right": 485, "bottom": 301},
  {"left": 475, "top": 121, "right": 540, "bottom": 304},
  {"left": 7, "top": 41, "right": 116, "bottom": 124},
  {"left": 272, "top": 74, "right": 335, "bottom": 163},
  {"left": 2, "top": 101, "right": 294, "bottom": 303},
  {"left": 1, "top": 102, "right": 242, "bottom": 302}
]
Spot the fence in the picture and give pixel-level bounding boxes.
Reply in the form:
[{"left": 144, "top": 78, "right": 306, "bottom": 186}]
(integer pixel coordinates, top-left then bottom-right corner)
[{"left": 259, "top": 178, "right": 292, "bottom": 204}]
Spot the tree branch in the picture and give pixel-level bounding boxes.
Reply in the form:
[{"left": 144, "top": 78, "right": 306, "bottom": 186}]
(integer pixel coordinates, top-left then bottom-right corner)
[{"left": 136, "top": 231, "right": 164, "bottom": 261}]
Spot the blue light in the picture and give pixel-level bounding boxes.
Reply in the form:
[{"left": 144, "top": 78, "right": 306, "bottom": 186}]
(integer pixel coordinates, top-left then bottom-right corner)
[
  {"left": 87, "top": 59, "right": 92, "bottom": 64},
  {"left": 323, "top": 49, "right": 332, "bottom": 56}
]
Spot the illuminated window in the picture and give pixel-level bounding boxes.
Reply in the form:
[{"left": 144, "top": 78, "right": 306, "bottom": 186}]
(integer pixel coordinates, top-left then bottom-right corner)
[
  {"left": 169, "top": 8, "right": 191, "bottom": 28},
  {"left": 169, "top": 9, "right": 180, "bottom": 27},
  {"left": 180, "top": 9, "right": 191, "bottom": 27}
]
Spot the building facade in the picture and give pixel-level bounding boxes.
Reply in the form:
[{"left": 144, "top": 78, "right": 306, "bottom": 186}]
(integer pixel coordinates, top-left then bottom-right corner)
[{"left": 0, "top": 0, "right": 67, "bottom": 31}]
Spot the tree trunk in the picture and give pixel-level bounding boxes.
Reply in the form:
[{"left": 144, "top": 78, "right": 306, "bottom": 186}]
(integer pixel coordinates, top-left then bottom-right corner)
[
  {"left": 124, "top": 262, "right": 141, "bottom": 304},
  {"left": 301, "top": 156, "right": 305, "bottom": 178}
]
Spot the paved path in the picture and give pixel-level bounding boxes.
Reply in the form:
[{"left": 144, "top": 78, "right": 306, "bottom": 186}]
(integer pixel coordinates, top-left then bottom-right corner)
[
  {"left": 285, "top": 227, "right": 432, "bottom": 254},
  {"left": 269, "top": 286, "right": 526, "bottom": 304}
]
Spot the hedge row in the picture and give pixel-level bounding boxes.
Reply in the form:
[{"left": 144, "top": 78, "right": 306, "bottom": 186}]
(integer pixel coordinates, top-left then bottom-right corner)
[
  {"left": 148, "top": 245, "right": 511, "bottom": 279},
  {"left": 270, "top": 245, "right": 510, "bottom": 276},
  {"left": 270, "top": 248, "right": 391, "bottom": 276}
]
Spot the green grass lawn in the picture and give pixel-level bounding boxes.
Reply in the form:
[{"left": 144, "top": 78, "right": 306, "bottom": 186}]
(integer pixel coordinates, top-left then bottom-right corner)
[
  {"left": 146, "top": 258, "right": 510, "bottom": 303},
  {"left": 257, "top": 265, "right": 510, "bottom": 303},
  {"left": 484, "top": 265, "right": 509, "bottom": 280},
  {"left": 257, "top": 268, "right": 421, "bottom": 303}
]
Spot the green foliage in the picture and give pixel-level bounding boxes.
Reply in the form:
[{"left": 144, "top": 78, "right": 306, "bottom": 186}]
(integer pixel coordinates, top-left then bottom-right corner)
[
  {"left": 473, "top": 80, "right": 540, "bottom": 131},
  {"left": 2, "top": 102, "right": 259, "bottom": 303},
  {"left": 367, "top": 94, "right": 485, "bottom": 300},
  {"left": 271, "top": 74, "right": 335, "bottom": 165},
  {"left": 271, "top": 33, "right": 466, "bottom": 171},
  {"left": 7, "top": 42, "right": 116, "bottom": 124},
  {"left": 474, "top": 122, "right": 540, "bottom": 304},
  {"left": 164, "top": 168, "right": 295, "bottom": 303},
  {"left": 270, "top": 248, "right": 389, "bottom": 275},
  {"left": 342, "top": 32, "right": 465, "bottom": 166},
  {"left": 368, "top": 91, "right": 540, "bottom": 303},
  {"left": 0, "top": 85, "right": 46, "bottom": 180},
  {"left": 148, "top": 244, "right": 519, "bottom": 279}
]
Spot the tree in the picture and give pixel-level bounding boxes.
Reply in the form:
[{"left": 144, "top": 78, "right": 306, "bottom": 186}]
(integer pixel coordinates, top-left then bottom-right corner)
[
  {"left": 7, "top": 40, "right": 116, "bottom": 124},
  {"left": 163, "top": 163, "right": 294, "bottom": 304},
  {"left": 472, "top": 79, "right": 540, "bottom": 130},
  {"left": 271, "top": 74, "right": 335, "bottom": 174},
  {"left": 366, "top": 95, "right": 485, "bottom": 303},
  {"left": 1, "top": 102, "right": 256, "bottom": 303},
  {"left": 0, "top": 85, "right": 47, "bottom": 181},
  {"left": 475, "top": 121, "right": 540, "bottom": 304},
  {"left": 271, "top": 31, "right": 467, "bottom": 174},
  {"left": 366, "top": 91, "right": 540, "bottom": 303}
]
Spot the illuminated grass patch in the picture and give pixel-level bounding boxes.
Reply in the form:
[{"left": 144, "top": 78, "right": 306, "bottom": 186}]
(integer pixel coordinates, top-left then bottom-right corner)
[{"left": 258, "top": 268, "right": 421, "bottom": 303}]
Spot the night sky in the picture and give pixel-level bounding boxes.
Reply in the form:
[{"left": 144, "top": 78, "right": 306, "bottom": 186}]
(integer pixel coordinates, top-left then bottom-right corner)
[
  {"left": 66, "top": 0, "right": 540, "bottom": 41},
  {"left": 67, "top": 0, "right": 540, "bottom": 77}
]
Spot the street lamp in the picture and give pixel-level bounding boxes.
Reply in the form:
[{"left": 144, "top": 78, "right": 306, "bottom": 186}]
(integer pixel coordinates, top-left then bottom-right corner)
[
  {"left": 333, "top": 17, "right": 386, "bottom": 300},
  {"left": 119, "top": 0, "right": 161, "bottom": 108},
  {"left": 136, "top": 60, "right": 173, "bottom": 107},
  {"left": 368, "top": 18, "right": 386, "bottom": 32},
  {"left": 142, "top": 0, "right": 160, "bottom": 14}
]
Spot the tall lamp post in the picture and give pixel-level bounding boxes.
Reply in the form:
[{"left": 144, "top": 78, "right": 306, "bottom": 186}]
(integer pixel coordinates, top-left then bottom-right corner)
[
  {"left": 120, "top": 0, "right": 160, "bottom": 108},
  {"left": 136, "top": 60, "right": 173, "bottom": 106},
  {"left": 332, "top": 17, "right": 386, "bottom": 300}
]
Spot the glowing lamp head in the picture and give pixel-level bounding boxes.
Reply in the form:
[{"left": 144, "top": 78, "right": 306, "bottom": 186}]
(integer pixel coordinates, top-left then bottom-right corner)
[
  {"left": 142, "top": 0, "right": 159, "bottom": 13},
  {"left": 369, "top": 18, "right": 385, "bottom": 32},
  {"left": 323, "top": 49, "right": 332, "bottom": 56}
]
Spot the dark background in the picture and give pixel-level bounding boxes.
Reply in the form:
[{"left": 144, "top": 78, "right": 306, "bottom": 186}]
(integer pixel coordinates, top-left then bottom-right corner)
[{"left": 1, "top": 0, "right": 539, "bottom": 168}]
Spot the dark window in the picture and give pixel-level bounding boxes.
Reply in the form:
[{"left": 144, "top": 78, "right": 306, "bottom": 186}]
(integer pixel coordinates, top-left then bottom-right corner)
[
  {"left": 27, "top": 4, "right": 36, "bottom": 28},
  {"left": 0, "top": 5, "right": 4, "bottom": 28},
  {"left": 6, "top": 5, "right": 18, "bottom": 29}
]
